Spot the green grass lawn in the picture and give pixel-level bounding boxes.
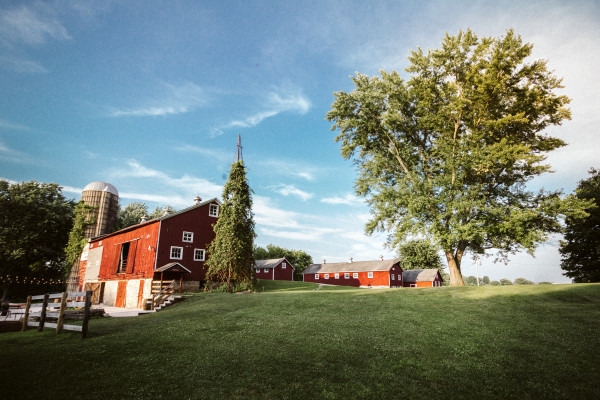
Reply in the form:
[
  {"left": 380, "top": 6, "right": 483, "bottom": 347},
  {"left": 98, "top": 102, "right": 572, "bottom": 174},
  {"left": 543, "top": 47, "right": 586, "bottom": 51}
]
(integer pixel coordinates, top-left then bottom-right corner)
[{"left": 1, "top": 283, "right": 599, "bottom": 399}]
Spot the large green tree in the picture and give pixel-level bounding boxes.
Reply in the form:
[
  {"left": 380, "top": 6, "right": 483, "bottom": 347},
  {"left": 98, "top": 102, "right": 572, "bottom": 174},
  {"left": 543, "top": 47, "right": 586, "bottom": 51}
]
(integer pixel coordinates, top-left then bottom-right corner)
[
  {"left": 397, "top": 239, "right": 443, "bottom": 270},
  {"left": 253, "top": 244, "right": 313, "bottom": 281},
  {"left": 560, "top": 169, "right": 600, "bottom": 282},
  {"left": 206, "top": 161, "right": 256, "bottom": 291},
  {"left": 64, "top": 200, "right": 96, "bottom": 278},
  {"left": 0, "top": 180, "right": 74, "bottom": 298},
  {"left": 327, "top": 29, "right": 588, "bottom": 286}
]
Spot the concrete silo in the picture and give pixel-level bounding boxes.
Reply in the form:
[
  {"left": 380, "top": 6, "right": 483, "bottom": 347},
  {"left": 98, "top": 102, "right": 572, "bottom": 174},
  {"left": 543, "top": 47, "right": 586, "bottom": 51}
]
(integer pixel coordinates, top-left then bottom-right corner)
[{"left": 81, "top": 181, "right": 119, "bottom": 238}]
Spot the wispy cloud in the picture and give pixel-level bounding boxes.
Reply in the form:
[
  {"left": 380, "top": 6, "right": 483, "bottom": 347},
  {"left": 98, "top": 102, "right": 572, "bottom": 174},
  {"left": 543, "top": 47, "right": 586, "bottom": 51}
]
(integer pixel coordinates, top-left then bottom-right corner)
[
  {"left": 109, "top": 81, "right": 208, "bottom": 117},
  {"left": 0, "top": 139, "right": 34, "bottom": 164},
  {"left": 255, "top": 159, "right": 317, "bottom": 182},
  {"left": 213, "top": 89, "right": 311, "bottom": 135},
  {"left": 272, "top": 184, "right": 314, "bottom": 201},
  {"left": 173, "top": 144, "right": 231, "bottom": 162},
  {"left": 0, "top": 5, "right": 71, "bottom": 46},
  {"left": 321, "top": 193, "right": 364, "bottom": 206},
  {"left": 0, "top": 118, "right": 29, "bottom": 131}
]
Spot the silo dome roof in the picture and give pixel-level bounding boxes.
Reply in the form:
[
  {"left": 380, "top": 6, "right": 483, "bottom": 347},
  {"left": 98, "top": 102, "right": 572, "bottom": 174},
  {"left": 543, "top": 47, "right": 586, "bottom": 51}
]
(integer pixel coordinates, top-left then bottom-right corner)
[{"left": 83, "top": 181, "right": 119, "bottom": 196}]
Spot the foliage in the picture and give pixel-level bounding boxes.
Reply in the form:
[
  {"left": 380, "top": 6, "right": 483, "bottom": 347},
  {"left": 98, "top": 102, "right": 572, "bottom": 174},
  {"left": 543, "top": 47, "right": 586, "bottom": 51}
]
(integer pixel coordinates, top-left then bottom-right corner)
[
  {"left": 0, "top": 180, "right": 74, "bottom": 298},
  {"left": 253, "top": 244, "right": 313, "bottom": 280},
  {"left": 397, "top": 239, "right": 443, "bottom": 270},
  {"left": 560, "top": 168, "right": 600, "bottom": 282},
  {"left": 63, "top": 200, "right": 96, "bottom": 277},
  {"left": 465, "top": 275, "right": 478, "bottom": 286},
  {"left": 500, "top": 278, "right": 513, "bottom": 285},
  {"left": 114, "top": 202, "right": 176, "bottom": 231},
  {"left": 482, "top": 275, "right": 490, "bottom": 285},
  {"left": 490, "top": 280, "right": 500, "bottom": 286},
  {"left": 206, "top": 161, "right": 256, "bottom": 291},
  {"left": 513, "top": 277, "right": 534, "bottom": 285},
  {"left": 1, "top": 284, "right": 600, "bottom": 399},
  {"left": 538, "top": 281, "right": 553, "bottom": 285},
  {"left": 327, "top": 29, "right": 589, "bottom": 286}
]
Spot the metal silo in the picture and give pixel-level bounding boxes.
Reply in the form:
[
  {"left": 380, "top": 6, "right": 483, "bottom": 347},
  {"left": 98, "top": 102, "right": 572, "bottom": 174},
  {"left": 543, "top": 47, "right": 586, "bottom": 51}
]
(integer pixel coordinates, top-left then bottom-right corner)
[{"left": 81, "top": 181, "right": 119, "bottom": 238}]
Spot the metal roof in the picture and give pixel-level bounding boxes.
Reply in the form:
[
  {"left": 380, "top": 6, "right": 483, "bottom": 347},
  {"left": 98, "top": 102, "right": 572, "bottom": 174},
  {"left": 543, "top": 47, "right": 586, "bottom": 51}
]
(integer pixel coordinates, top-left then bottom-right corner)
[
  {"left": 303, "top": 259, "right": 401, "bottom": 274},
  {"left": 83, "top": 181, "right": 119, "bottom": 196},
  {"left": 254, "top": 258, "right": 294, "bottom": 269},
  {"left": 402, "top": 269, "right": 442, "bottom": 282},
  {"left": 155, "top": 262, "right": 191, "bottom": 273}
]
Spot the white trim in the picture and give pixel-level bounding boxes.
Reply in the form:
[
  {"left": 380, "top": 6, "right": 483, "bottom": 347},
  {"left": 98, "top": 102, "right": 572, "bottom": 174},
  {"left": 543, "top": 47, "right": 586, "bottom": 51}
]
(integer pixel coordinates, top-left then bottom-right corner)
[
  {"left": 344, "top": 273, "right": 350, "bottom": 279},
  {"left": 353, "top": 272, "right": 358, "bottom": 279},
  {"left": 368, "top": 272, "right": 373, "bottom": 279},
  {"left": 170, "top": 246, "right": 183, "bottom": 260},
  {"left": 209, "top": 204, "right": 219, "bottom": 217},
  {"left": 193, "top": 248, "right": 205, "bottom": 261},
  {"left": 315, "top": 273, "right": 319, "bottom": 279},
  {"left": 182, "top": 231, "right": 193, "bottom": 243}
]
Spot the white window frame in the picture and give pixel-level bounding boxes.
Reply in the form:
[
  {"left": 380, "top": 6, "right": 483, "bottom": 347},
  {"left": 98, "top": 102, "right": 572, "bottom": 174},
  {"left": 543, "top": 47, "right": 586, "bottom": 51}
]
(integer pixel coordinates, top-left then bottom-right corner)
[
  {"left": 264, "top": 268, "right": 268, "bottom": 273},
  {"left": 353, "top": 273, "right": 358, "bottom": 279},
  {"left": 344, "top": 273, "right": 350, "bottom": 279},
  {"left": 410, "top": 283, "right": 417, "bottom": 287},
  {"left": 324, "top": 274, "right": 329, "bottom": 280},
  {"left": 170, "top": 246, "right": 183, "bottom": 260},
  {"left": 368, "top": 272, "right": 373, "bottom": 279},
  {"left": 391, "top": 274, "right": 395, "bottom": 280},
  {"left": 282, "top": 262, "right": 286, "bottom": 269},
  {"left": 334, "top": 273, "right": 339, "bottom": 279},
  {"left": 209, "top": 204, "right": 219, "bottom": 217},
  {"left": 194, "top": 248, "right": 205, "bottom": 261},
  {"left": 315, "top": 274, "right": 319, "bottom": 279},
  {"left": 183, "top": 231, "right": 193, "bottom": 243}
]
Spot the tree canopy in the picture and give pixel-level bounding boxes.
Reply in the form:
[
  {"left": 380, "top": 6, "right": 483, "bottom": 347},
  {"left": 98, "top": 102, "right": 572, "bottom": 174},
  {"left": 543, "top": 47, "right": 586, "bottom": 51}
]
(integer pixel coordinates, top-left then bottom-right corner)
[
  {"left": 0, "top": 180, "right": 74, "bottom": 298},
  {"left": 253, "top": 244, "right": 313, "bottom": 280},
  {"left": 114, "top": 202, "right": 176, "bottom": 231},
  {"left": 206, "top": 160, "right": 256, "bottom": 291},
  {"left": 560, "top": 168, "right": 600, "bottom": 282},
  {"left": 397, "top": 239, "right": 443, "bottom": 270},
  {"left": 327, "top": 29, "right": 588, "bottom": 286}
]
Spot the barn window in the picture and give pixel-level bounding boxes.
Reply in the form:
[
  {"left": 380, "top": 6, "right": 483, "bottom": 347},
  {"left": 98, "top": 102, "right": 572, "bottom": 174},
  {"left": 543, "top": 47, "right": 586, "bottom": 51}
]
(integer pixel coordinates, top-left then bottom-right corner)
[
  {"left": 282, "top": 262, "right": 286, "bottom": 269},
  {"left": 117, "top": 242, "right": 131, "bottom": 273},
  {"left": 324, "top": 274, "right": 329, "bottom": 279},
  {"left": 315, "top": 274, "right": 319, "bottom": 279},
  {"left": 209, "top": 204, "right": 219, "bottom": 217},
  {"left": 391, "top": 274, "right": 395, "bottom": 280},
  {"left": 410, "top": 284, "right": 417, "bottom": 287},
  {"left": 264, "top": 268, "right": 268, "bottom": 273},
  {"left": 368, "top": 272, "right": 373, "bottom": 278},
  {"left": 353, "top": 273, "right": 358, "bottom": 279},
  {"left": 170, "top": 246, "right": 183, "bottom": 260},
  {"left": 335, "top": 273, "right": 339, "bottom": 279},
  {"left": 183, "top": 231, "right": 193, "bottom": 242},
  {"left": 344, "top": 273, "right": 350, "bottom": 279},
  {"left": 194, "top": 249, "right": 205, "bottom": 261}
]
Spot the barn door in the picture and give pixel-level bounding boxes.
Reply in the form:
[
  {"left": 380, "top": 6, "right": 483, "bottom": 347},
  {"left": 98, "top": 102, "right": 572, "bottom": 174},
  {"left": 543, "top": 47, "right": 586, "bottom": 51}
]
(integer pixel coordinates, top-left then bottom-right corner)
[
  {"left": 84, "top": 283, "right": 102, "bottom": 304},
  {"left": 116, "top": 281, "right": 127, "bottom": 308},
  {"left": 137, "top": 280, "right": 145, "bottom": 308}
]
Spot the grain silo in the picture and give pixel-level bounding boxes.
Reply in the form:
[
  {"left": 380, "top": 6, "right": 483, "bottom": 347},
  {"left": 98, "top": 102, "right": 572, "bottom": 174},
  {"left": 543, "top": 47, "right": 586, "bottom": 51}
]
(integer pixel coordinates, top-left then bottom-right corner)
[{"left": 81, "top": 181, "right": 119, "bottom": 238}]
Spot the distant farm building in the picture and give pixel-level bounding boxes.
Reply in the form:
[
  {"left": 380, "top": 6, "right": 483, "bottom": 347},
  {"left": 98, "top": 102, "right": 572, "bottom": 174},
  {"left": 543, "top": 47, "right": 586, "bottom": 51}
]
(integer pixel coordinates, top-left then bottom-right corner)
[
  {"left": 77, "top": 198, "right": 221, "bottom": 308},
  {"left": 402, "top": 269, "right": 444, "bottom": 287},
  {"left": 303, "top": 259, "right": 403, "bottom": 288},
  {"left": 254, "top": 258, "right": 294, "bottom": 281}
]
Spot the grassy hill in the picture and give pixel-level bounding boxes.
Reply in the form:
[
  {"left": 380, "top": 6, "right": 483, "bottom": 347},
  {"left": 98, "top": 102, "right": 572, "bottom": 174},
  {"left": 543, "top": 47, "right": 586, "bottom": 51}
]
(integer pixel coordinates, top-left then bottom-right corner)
[{"left": 1, "top": 282, "right": 599, "bottom": 399}]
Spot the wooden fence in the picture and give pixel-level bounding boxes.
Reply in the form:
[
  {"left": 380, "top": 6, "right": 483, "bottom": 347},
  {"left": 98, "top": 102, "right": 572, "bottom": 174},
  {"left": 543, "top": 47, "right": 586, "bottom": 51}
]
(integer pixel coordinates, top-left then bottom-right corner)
[{"left": 21, "top": 290, "right": 92, "bottom": 339}]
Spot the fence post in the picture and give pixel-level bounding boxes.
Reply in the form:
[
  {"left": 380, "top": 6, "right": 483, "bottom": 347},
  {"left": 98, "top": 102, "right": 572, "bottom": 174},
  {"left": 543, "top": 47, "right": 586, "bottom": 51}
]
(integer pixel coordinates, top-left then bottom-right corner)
[
  {"left": 21, "top": 295, "right": 32, "bottom": 332},
  {"left": 38, "top": 293, "right": 49, "bottom": 332},
  {"left": 81, "top": 290, "right": 92, "bottom": 339},
  {"left": 56, "top": 291, "right": 68, "bottom": 334}
]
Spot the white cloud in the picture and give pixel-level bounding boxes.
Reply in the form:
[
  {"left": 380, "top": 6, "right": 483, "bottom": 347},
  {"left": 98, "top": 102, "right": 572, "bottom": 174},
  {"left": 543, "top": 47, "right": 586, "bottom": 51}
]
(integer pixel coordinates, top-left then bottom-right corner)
[
  {"left": 173, "top": 144, "right": 230, "bottom": 162},
  {"left": 255, "top": 159, "right": 317, "bottom": 182},
  {"left": 321, "top": 193, "right": 364, "bottom": 206},
  {"left": 0, "top": 55, "right": 48, "bottom": 73},
  {"left": 272, "top": 184, "right": 314, "bottom": 201},
  {"left": 217, "top": 89, "right": 311, "bottom": 134},
  {"left": 0, "top": 5, "right": 70, "bottom": 46},
  {"left": 109, "top": 81, "right": 208, "bottom": 117}
]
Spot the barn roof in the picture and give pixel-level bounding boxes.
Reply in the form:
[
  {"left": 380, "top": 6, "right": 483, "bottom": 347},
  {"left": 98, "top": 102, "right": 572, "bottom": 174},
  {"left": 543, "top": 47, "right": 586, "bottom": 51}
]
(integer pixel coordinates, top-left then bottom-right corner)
[
  {"left": 303, "top": 259, "right": 400, "bottom": 274},
  {"left": 254, "top": 258, "right": 294, "bottom": 270},
  {"left": 402, "top": 269, "right": 442, "bottom": 282},
  {"left": 89, "top": 198, "right": 221, "bottom": 242}
]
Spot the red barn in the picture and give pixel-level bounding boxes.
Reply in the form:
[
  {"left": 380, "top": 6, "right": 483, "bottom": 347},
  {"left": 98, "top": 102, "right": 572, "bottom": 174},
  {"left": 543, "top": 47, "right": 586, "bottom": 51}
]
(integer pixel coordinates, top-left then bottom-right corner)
[
  {"left": 77, "top": 198, "right": 220, "bottom": 308},
  {"left": 402, "top": 269, "right": 444, "bottom": 287},
  {"left": 302, "top": 259, "right": 403, "bottom": 288},
  {"left": 254, "top": 258, "right": 294, "bottom": 281}
]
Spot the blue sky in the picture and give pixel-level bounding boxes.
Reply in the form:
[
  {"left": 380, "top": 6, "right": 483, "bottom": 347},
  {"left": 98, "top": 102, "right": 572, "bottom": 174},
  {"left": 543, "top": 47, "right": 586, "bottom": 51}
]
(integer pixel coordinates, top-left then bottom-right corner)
[{"left": 1, "top": 0, "right": 599, "bottom": 283}]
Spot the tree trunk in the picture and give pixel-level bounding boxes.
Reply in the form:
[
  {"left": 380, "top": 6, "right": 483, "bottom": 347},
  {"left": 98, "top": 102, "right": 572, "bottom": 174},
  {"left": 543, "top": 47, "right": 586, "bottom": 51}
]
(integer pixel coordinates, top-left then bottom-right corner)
[{"left": 445, "top": 252, "right": 465, "bottom": 286}]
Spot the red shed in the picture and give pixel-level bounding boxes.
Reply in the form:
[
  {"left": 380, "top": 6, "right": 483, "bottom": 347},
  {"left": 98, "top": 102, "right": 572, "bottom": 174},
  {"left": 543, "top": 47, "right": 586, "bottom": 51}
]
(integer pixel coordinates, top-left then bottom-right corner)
[
  {"left": 402, "top": 269, "right": 444, "bottom": 287},
  {"left": 254, "top": 258, "right": 294, "bottom": 281},
  {"left": 77, "top": 198, "right": 220, "bottom": 308},
  {"left": 302, "top": 259, "right": 403, "bottom": 288}
]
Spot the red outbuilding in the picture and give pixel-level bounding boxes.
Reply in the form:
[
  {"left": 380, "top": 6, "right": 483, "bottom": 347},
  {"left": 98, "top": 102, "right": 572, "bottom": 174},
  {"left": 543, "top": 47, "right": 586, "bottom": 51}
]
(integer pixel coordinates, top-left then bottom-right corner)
[
  {"left": 254, "top": 258, "right": 295, "bottom": 281},
  {"left": 302, "top": 259, "right": 403, "bottom": 288},
  {"left": 402, "top": 269, "right": 444, "bottom": 287},
  {"left": 77, "top": 198, "right": 220, "bottom": 308}
]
